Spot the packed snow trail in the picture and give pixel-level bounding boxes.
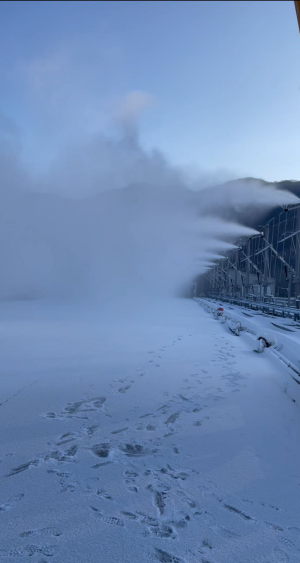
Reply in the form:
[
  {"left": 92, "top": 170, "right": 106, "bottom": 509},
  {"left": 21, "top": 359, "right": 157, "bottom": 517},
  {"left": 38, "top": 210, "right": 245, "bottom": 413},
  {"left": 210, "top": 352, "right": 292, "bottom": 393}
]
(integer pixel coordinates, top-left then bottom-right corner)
[{"left": 1, "top": 299, "right": 300, "bottom": 563}]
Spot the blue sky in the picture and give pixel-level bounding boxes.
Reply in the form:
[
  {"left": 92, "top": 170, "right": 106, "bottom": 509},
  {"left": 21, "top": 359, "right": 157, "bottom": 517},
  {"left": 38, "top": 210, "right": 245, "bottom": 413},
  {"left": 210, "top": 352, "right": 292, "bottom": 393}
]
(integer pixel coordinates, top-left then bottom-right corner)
[{"left": 1, "top": 0, "right": 300, "bottom": 182}]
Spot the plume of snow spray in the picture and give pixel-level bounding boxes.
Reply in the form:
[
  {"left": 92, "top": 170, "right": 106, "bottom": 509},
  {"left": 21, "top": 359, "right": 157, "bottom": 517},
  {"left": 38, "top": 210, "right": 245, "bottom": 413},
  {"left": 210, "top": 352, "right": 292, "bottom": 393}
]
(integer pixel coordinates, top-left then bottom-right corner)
[{"left": 0, "top": 96, "right": 298, "bottom": 306}]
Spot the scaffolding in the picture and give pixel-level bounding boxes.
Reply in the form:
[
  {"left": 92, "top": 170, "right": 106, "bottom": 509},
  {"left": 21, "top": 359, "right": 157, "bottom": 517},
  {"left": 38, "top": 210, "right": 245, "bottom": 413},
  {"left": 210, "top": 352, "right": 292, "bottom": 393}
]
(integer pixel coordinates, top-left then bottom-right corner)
[{"left": 205, "top": 204, "right": 300, "bottom": 310}]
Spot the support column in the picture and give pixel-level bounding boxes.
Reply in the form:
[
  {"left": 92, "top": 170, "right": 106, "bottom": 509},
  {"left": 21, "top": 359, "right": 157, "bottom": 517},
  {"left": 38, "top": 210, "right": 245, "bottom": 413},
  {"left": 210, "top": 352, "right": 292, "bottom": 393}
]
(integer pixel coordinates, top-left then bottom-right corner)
[
  {"left": 263, "top": 224, "right": 270, "bottom": 299},
  {"left": 246, "top": 239, "right": 250, "bottom": 298},
  {"left": 295, "top": 207, "right": 300, "bottom": 301},
  {"left": 234, "top": 250, "right": 238, "bottom": 297}
]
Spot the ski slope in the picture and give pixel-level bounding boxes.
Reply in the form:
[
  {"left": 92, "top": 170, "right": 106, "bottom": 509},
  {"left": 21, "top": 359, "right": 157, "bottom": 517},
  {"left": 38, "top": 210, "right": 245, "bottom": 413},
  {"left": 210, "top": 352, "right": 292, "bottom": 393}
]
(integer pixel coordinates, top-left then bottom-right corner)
[{"left": 1, "top": 298, "right": 300, "bottom": 563}]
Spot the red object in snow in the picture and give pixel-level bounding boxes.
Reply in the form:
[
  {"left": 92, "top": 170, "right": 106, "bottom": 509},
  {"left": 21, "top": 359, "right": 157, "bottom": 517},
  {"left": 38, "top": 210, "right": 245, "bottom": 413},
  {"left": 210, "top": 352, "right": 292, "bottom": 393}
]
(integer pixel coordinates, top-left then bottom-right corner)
[{"left": 217, "top": 307, "right": 223, "bottom": 312}]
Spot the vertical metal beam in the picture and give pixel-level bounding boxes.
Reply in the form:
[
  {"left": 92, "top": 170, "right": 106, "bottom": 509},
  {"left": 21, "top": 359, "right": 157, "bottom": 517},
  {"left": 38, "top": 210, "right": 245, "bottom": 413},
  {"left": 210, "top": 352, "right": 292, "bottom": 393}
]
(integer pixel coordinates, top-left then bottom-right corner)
[
  {"left": 246, "top": 238, "right": 250, "bottom": 298},
  {"left": 263, "top": 224, "right": 270, "bottom": 298},
  {"left": 220, "top": 264, "right": 223, "bottom": 292},
  {"left": 213, "top": 266, "right": 216, "bottom": 294},
  {"left": 295, "top": 207, "right": 300, "bottom": 299},
  {"left": 226, "top": 258, "right": 230, "bottom": 296},
  {"left": 234, "top": 250, "right": 238, "bottom": 296}
]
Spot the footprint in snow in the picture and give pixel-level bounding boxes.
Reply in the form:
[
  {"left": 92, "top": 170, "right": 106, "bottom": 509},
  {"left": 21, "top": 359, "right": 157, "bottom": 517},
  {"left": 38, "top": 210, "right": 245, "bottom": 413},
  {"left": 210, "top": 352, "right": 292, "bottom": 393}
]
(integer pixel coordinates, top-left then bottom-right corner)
[
  {"left": 7, "top": 459, "right": 39, "bottom": 477},
  {"left": 111, "top": 427, "right": 129, "bottom": 435},
  {"left": 95, "top": 488, "right": 113, "bottom": 501},
  {"left": 0, "top": 545, "right": 58, "bottom": 558},
  {"left": 91, "top": 443, "right": 111, "bottom": 459},
  {"left": 47, "top": 469, "right": 71, "bottom": 479},
  {"left": 177, "top": 394, "right": 188, "bottom": 402},
  {"left": 43, "top": 444, "right": 79, "bottom": 464},
  {"left": 43, "top": 396, "right": 107, "bottom": 420},
  {"left": 150, "top": 548, "right": 184, "bottom": 563},
  {"left": 123, "top": 511, "right": 178, "bottom": 540},
  {"left": 118, "top": 385, "right": 131, "bottom": 394},
  {"left": 223, "top": 503, "right": 255, "bottom": 521},
  {"left": 52, "top": 432, "right": 77, "bottom": 447},
  {"left": 84, "top": 425, "right": 99, "bottom": 438},
  {"left": 165, "top": 412, "right": 181, "bottom": 425},
  {"left": 0, "top": 493, "right": 24, "bottom": 512},
  {"left": 265, "top": 522, "right": 284, "bottom": 533},
  {"left": 119, "top": 443, "right": 158, "bottom": 457},
  {"left": 90, "top": 506, "right": 124, "bottom": 527},
  {"left": 20, "top": 527, "right": 62, "bottom": 538}
]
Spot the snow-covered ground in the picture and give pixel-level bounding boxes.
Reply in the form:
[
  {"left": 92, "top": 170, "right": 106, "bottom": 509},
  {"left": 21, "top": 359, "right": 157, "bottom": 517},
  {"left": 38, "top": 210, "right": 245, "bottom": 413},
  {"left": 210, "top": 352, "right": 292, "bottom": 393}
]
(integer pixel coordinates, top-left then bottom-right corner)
[
  {"left": 1, "top": 297, "right": 300, "bottom": 563},
  {"left": 198, "top": 298, "right": 300, "bottom": 397}
]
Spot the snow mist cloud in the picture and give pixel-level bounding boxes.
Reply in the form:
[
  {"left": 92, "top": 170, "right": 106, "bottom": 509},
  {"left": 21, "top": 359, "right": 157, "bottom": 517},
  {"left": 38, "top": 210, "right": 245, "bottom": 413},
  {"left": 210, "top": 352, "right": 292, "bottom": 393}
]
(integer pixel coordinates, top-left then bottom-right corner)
[{"left": 0, "top": 85, "right": 298, "bottom": 307}]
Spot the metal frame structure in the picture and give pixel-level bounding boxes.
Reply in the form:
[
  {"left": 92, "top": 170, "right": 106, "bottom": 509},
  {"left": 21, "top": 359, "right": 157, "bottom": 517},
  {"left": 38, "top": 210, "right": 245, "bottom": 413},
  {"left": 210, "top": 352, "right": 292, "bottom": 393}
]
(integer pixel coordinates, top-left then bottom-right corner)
[{"left": 205, "top": 205, "right": 300, "bottom": 311}]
